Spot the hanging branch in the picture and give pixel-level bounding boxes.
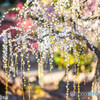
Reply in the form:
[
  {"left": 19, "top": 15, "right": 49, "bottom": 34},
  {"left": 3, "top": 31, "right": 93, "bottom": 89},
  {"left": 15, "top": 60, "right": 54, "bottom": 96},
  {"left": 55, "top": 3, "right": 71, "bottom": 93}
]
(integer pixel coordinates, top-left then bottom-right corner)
[
  {"left": 28, "top": 15, "right": 100, "bottom": 59},
  {"left": 28, "top": 14, "right": 100, "bottom": 79}
]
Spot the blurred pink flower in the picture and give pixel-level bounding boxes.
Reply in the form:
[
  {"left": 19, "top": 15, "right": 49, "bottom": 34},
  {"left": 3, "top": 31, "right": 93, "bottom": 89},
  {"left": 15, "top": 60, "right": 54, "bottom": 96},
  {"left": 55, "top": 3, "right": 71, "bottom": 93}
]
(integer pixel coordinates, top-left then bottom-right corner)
[
  {"left": 88, "top": 0, "right": 99, "bottom": 11},
  {"left": 5, "top": 12, "right": 16, "bottom": 20},
  {"left": 16, "top": 2, "right": 23, "bottom": 9},
  {"left": 19, "top": 18, "right": 37, "bottom": 30},
  {"left": 32, "top": 42, "right": 38, "bottom": 51},
  {"left": 83, "top": 0, "right": 99, "bottom": 16}
]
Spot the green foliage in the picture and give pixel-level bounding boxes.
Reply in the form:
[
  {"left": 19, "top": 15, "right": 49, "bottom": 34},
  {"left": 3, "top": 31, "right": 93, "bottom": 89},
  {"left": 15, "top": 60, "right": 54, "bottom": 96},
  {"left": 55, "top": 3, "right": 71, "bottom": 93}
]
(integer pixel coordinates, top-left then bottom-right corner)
[
  {"left": 97, "top": 43, "right": 100, "bottom": 51},
  {"left": 53, "top": 43, "right": 94, "bottom": 72}
]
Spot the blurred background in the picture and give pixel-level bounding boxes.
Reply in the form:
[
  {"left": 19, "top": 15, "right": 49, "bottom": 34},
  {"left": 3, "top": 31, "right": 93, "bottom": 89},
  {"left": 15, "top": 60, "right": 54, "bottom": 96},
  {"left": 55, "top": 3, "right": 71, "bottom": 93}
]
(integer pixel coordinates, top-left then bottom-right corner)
[
  {"left": 0, "top": 0, "right": 99, "bottom": 100},
  {"left": 0, "top": 0, "right": 26, "bottom": 19}
]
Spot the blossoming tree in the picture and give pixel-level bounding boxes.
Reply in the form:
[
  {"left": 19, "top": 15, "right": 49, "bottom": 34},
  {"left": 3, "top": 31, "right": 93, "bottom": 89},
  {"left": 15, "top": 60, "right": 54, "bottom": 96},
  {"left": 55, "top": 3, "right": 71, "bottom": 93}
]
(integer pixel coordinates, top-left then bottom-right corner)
[{"left": 0, "top": 0, "right": 100, "bottom": 100}]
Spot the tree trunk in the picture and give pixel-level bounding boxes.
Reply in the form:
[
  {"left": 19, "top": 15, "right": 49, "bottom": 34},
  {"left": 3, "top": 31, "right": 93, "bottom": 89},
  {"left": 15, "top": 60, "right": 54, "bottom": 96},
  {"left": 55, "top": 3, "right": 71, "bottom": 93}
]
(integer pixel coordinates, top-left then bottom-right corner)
[
  {"left": 92, "top": 59, "right": 100, "bottom": 100},
  {"left": 0, "top": 70, "right": 23, "bottom": 96}
]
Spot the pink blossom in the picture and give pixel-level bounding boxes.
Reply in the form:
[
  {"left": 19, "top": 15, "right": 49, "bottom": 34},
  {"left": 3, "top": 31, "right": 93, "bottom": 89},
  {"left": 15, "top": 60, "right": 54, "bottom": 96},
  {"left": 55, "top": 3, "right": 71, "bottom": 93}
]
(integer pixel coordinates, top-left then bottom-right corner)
[
  {"left": 18, "top": 18, "right": 36, "bottom": 30},
  {"left": 16, "top": 2, "right": 23, "bottom": 9},
  {"left": 32, "top": 43, "right": 38, "bottom": 51},
  {"left": 83, "top": 0, "right": 99, "bottom": 16},
  {"left": 88, "top": 0, "right": 98, "bottom": 11},
  {"left": 5, "top": 12, "right": 16, "bottom": 20}
]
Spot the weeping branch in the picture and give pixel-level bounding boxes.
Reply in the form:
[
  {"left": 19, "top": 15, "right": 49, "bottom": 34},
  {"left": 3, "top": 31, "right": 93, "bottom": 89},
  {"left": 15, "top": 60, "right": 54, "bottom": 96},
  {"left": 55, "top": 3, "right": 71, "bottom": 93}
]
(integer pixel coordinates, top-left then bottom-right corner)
[
  {"left": 28, "top": 15, "right": 100, "bottom": 59},
  {"left": 28, "top": 14, "right": 100, "bottom": 78},
  {"left": 28, "top": 14, "right": 100, "bottom": 79}
]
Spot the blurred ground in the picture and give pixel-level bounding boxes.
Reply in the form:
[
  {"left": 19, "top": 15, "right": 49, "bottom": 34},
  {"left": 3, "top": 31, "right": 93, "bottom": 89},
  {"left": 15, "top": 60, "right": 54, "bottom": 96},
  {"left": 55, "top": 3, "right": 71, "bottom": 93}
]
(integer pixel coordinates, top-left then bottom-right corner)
[{"left": 6, "top": 80, "right": 93, "bottom": 100}]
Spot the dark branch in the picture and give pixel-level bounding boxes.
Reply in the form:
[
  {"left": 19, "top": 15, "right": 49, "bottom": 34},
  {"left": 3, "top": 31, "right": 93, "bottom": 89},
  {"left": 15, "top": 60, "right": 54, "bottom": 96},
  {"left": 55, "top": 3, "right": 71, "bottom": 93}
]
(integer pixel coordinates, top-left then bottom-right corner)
[
  {"left": 81, "top": 16, "right": 100, "bottom": 21},
  {"left": 28, "top": 15, "right": 38, "bottom": 20},
  {"left": 84, "top": 36, "right": 100, "bottom": 58},
  {"left": 75, "top": 34, "right": 100, "bottom": 58},
  {"left": 71, "top": 18, "right": 100, "bottom": 58}
]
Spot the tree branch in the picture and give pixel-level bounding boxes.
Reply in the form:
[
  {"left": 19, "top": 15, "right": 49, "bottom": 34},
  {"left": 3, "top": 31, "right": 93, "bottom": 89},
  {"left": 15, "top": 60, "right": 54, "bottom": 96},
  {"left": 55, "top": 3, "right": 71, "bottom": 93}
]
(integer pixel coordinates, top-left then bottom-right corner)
[
  {"left": 71, "top": 18, "right": 100, "bottom": 59},
  {"left": 0, "top": 75, "right": 23, "bottom": 96}
]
